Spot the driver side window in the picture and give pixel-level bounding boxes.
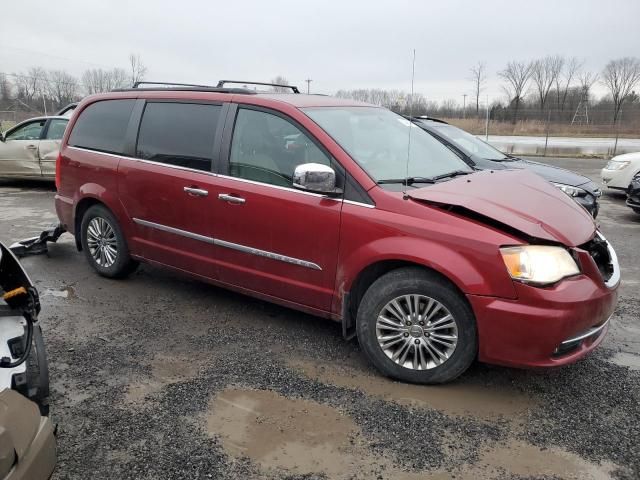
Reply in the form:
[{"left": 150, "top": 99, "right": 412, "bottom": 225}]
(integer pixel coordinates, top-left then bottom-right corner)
[
  {"left": 229, "top": 108, "right": 330, "bottom": 187},
  {"left": 5, "top": 120, "right": 45, "bottom": 141}
]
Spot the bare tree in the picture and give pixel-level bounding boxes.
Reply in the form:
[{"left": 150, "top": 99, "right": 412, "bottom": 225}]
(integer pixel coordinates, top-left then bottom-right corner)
[
  {"left": 601, "top": 57, "right": 640, "bottom": 123},
  {"left": 469, "top": 62, "right": 486, "bottom": 116},
  {"left": 0, "top": 74, "right": 11, "bottom": 100},
  {"left": 270, "top": 75, "right": 290, "bottom": 92},
  {"left": 554, "top": 57, "right": 582, "bottom": 111},
  {"left": 499, "top": 61, "right": 533, "bottom": 123},
  {"left": 531, "top": 55, "right": 563, "bottom": 110},
  {"left": 129, "top": 54, "right": 147, "bottom": 86},
  {"left": 46, "top": 70, "right": 79, "bottom": 107},
  {"left": 82, "top": 68, "right": 129, "bottom": 94},
  {"left": 14, "top": 67, "right": 47, "bottom": 104}
]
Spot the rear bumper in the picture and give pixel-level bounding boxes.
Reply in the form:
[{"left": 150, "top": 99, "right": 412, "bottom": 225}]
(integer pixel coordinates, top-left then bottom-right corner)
[
  {"left": 468, "top": 274, "right": 618, "bottom": 369},
  {"left": 53, "top": 195, "right": 74, "bottom": 235},
  {"left": 6, "top": 416, "right": 56, "bottom": 480}
]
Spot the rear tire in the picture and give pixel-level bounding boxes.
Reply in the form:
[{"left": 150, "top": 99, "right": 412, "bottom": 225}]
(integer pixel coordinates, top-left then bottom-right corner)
[
  {"left": 80, "top": 204, "right": 138, "bottom": 278},
  {"left": 356, "top": 267, "right": 477, "bottom": 384}
]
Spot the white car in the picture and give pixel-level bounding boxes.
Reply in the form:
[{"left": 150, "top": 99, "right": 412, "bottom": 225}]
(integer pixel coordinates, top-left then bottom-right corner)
[{"left": 601, "top": 152, "right": 640, "bottom": 190}]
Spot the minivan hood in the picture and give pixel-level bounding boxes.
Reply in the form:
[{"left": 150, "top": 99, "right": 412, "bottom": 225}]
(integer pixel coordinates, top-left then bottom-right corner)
[{"left": 408, "top": 169, "right": 596, "bottom": 246}]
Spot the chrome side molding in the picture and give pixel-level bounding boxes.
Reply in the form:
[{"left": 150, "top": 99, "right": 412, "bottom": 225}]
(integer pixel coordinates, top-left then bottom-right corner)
[
  {"left": 133, "top": 218, "right": 321, "bottom": 271},
  {"left": 213, "top": 238, "right": 322, "bottom": 271}
]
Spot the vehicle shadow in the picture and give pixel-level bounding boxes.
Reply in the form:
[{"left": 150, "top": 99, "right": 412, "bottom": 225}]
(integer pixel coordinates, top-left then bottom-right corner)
[{"left": 0, "top": 179, "right": 56, "bottom": 191}]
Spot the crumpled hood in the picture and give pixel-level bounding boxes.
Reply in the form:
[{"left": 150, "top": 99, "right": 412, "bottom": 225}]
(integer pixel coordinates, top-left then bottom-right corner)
[{"left": 408, "top": 169, "right": 596, "bottom": 246}]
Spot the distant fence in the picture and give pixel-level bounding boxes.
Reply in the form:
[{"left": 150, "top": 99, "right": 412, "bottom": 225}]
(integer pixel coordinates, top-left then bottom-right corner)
[{"left": 442, "top": 109, "right": 640, "bottom": 158}]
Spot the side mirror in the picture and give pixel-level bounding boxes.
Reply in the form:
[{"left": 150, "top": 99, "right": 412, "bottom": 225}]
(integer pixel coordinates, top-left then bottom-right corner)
[{"left": 293, "top": 163, "right": 341, "bottom": 195}]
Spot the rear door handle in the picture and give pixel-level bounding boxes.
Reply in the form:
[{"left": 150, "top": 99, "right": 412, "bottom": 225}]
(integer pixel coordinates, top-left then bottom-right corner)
[
  {"left": 184, "top": 186, "right": 209, "bottom": 197},
  {"left": 218, "top": 193, "right": 246, "bottom": 205}
]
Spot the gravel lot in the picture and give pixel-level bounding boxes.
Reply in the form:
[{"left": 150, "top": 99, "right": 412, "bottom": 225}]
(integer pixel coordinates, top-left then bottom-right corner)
[{"left": 1, "top": 156, "right": 638, "bottom": 480}]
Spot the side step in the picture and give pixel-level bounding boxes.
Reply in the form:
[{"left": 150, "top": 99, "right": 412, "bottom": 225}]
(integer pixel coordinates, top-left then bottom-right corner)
[{"left": 9, "top": 224, "right": 66, "bottom": 257}]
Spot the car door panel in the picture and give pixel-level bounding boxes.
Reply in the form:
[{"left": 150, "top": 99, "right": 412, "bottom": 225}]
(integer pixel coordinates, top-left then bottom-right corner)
[
  {"left": 212, "top": 105, "right": 343, "bottom": 312},
  {"left": 39, "top": 119, "right": 68, "bottom": 177},
  {"left": 212, "top": 177, "right": 342, "bottom": 311},
  {"left": 0, "top": 120, "right": 45, "bottom": 177},
  {"left": 118, "top": 159, "right": 220, "bottom": 278},
  {"left": 116, "top": 100, "right": 225, "bottom": 279}
]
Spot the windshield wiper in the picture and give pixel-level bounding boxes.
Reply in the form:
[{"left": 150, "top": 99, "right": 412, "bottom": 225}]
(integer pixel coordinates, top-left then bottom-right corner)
[
  {"left": 427, "top": 170, "right": 473, "bottom": 181},
  {"left": 377, "top": 176, "right": 436, "bottom": 186}
]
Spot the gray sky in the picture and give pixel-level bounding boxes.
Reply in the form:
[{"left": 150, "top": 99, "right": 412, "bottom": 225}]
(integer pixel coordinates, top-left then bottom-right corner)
[{"left": 2, "top": 0, "right": 639, "bottom": 104}]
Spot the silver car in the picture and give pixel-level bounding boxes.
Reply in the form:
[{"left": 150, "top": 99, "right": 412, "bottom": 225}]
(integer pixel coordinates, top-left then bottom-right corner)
[{"left": 0, "top": 116, "right": 69, "bottom": 180}]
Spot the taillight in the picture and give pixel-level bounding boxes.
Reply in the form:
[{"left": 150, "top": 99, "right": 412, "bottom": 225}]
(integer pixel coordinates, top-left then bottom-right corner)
[{"left": 55, "top": 152, "right": 62, "bottom": 190}]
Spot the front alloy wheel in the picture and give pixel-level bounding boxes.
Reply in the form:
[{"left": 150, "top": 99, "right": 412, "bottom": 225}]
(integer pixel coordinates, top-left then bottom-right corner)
[
  {"left": 356, "top": 267, "right": 477, "bottom": 384},
  {"left": 376, "top": 295, "right": 458, "bottom": 370}
]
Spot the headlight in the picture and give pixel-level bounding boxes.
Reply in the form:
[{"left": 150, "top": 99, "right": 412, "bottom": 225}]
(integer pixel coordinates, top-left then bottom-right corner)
[
  {"left": 552, "top": 183, "right": 586, "bottom": 197},
  {"left": 500, "top": 245, "right": 580, "bottom": 286},
  {"left": 605, "top": 160, "right": 630, "bottom": 171}
]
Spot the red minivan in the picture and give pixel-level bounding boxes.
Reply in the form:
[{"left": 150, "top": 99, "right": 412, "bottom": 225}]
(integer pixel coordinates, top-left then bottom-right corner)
[{"left": 54, "top": 82, "right": 620, "bottom": 383}]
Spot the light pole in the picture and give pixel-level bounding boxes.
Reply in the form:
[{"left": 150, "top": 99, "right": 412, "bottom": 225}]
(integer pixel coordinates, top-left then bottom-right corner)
[
  {"left": 462, "top": 94, "right": 467, "bottom": 119},
  {"left": 305, "top": 78, "right": 313, "bottom": 94}
]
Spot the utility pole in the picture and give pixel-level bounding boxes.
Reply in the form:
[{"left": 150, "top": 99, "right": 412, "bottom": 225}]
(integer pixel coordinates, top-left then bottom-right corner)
[
  {"left": 305, "top": 78, "right": 313, "bottom": 94},
  {"left": 462, "top": 94, "right": 467, "bottom": 119}
]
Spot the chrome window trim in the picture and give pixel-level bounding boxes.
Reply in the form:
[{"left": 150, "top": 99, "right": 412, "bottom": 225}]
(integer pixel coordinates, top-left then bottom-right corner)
[
  {"left": 216, "top": 174, "right": 340, "bottom": 200},
  {"left": 66, "top": 146, "right": 347, "bottom": 201},
  {"left": 133, "top": 218, "right": 321, "bottom": 270},
  {"left": 67, "top": 146, "right": 218, "bottom": 177},
  {"left": 343, "top": 199, "right": 375, "bottom": 209},
  {"left": 133, "top": 218, "right": 214, "bottom": 244}
]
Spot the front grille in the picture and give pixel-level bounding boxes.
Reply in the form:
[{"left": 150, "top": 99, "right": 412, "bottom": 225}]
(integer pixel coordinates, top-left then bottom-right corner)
[{"left": 579, "top": 235, "right": 614, "bottom": 283}]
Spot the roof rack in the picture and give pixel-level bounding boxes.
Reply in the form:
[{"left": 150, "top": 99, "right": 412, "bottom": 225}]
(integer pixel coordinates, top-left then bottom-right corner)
[
  {"left": 216, "top": 80, "right": 300, "bottom": 94},
  {"left": 112, "top": 81, "right": 256, "bottom": 94}
]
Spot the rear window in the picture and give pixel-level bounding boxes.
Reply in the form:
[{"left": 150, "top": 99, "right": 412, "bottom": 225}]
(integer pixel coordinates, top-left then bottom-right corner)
[
  {"left": 135, "top": 102, "right": 221, "bottom": 172},
  {"left": 68, "top": 99, "right": 135, "bottom": 155}
]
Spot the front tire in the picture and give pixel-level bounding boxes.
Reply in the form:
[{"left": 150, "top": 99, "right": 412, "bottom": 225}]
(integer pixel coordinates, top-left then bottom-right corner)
[
  {"left": 356, "top": 267, "right": 477, "bottom": 384},
  {"left": 80, "top": 204, "right": 138, "bottom": 278}
]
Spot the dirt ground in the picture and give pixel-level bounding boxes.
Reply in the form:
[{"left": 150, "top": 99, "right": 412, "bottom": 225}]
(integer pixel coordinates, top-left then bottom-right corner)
[{"left": 0, "top": 156, "right": 638, "bottom": 480}]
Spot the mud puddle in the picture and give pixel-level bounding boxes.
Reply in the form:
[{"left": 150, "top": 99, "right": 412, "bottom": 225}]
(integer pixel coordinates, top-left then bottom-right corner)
[
  {"left": 42, "top": 286, "right": 77, "bottom": 300},
  {"left": 206, "top": 387, "right": 614, "bottom": 480},
  {"left": 205, "top": 388, "right": 431, "bottom": 480},
  {"left": 288, "top": 358, "right": 535, "bottom": 420},
  {"left": 470, "top": 440, "right": 618, "bottom": 480},
  {"left": 125, "top": 353, "right": 205, "bottom": 404},
  {"left": 608, "top": 351, "right": 640, "bottom": 370}
]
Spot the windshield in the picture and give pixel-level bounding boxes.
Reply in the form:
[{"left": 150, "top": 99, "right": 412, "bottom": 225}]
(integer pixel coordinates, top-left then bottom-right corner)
[
  {"left": 429, "top": 124, "right": 509, "bottom": 161},
  {"left": 303, "top": 107, "right": 472, "bottom": 182}
]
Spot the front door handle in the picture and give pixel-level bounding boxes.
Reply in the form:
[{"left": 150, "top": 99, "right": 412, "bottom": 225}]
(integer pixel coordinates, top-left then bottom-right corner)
[
  {"left": 184, "top": 186, "right": 209, "bottom": 197},
  {"left": 26, "top": 144, "right": 37, "bottom": 150},
  {"left": 218, "top": 193, "right": 246, "bottom": 205}
]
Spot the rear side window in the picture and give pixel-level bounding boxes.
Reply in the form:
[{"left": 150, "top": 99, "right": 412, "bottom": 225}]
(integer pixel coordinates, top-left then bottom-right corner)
[
  {"left": 136, "top": 102, "right": 221, "bottom": 171},
  {"left": 68, "top": 100, "right": 135, "bottom": 155}
]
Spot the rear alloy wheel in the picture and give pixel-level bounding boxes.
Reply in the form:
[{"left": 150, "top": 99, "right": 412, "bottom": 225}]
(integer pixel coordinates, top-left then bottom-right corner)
[
  {"left": 356, "top": 267, "right": 477, "bottom": 384},
  {"left": 81, "top": 205, "right": 138, "bottom": 278}
]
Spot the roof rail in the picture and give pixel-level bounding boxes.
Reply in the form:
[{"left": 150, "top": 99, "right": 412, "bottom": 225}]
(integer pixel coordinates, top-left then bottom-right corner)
[
  {"left": 216, "top": 80, "right": 300, "bottom": 94},
  {"left": 111, "top": 81, "right": 256, "bottom": 94}
]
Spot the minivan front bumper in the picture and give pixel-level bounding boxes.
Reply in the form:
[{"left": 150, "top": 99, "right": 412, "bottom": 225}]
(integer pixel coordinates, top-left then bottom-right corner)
[{"left": 467, "top": 238, "right": 619, "bottom": 369}]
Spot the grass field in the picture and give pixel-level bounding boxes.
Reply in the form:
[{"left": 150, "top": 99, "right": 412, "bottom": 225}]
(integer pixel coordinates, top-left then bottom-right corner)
[{"left": 444, "top": 118, "right": 639, "bottom": 138}]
